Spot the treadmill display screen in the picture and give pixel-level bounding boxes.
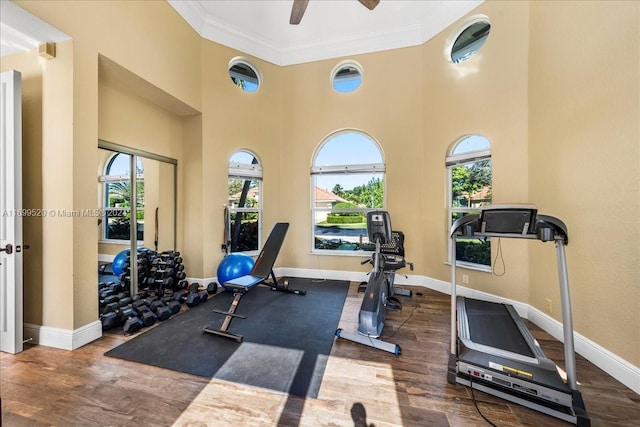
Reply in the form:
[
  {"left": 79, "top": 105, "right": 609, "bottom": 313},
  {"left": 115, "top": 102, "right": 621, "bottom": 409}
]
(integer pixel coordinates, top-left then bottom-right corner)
[{"left": 480, "top": 206, "right": 537, "bottom": 235}]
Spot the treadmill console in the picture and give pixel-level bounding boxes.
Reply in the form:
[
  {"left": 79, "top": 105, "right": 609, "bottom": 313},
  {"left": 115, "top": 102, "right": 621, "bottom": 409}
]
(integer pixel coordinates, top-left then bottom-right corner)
[{"left": 479, "top": 204, "right": 537, "bottom": 235}]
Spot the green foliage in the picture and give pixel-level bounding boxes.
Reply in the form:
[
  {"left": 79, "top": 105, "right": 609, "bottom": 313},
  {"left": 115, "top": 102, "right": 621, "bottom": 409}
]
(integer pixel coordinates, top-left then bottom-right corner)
[
  {"left": 228, "top": 178, "right": 244, "bottom": 196},
  {"left": 456, "top": 239, "right": 491, "bottom": 266},
  {"left": 340, "top": 177, "right": 383, "bottom": 208},
  {"left": 326, "top": 213, "right": 365, "bottom": 224},
  {"left": 452, "top": 159, "right": 492, "bottom": 207}
]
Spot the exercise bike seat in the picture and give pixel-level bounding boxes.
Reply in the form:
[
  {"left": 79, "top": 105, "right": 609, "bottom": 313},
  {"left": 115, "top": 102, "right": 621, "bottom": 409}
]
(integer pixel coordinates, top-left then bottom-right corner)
[{"left": 381, "top": 255, "right": 406, "bottom": 272}]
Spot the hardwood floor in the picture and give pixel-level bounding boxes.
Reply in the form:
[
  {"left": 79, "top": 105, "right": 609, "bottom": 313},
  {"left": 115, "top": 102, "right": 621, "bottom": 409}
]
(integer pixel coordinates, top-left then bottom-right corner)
[{"left": 1, "top": 283, "right": 638, "bottom": 426}]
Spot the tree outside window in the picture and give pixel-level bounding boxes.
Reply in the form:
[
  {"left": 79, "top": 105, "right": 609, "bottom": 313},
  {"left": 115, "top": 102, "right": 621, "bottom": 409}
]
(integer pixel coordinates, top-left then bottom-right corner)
[
  {"left": 227, "top": 151, "right": 261, "bottom": 253},
  {"left": 311, "top": 130, "right": 385, "bottom": 253},
  {"left": 103, "top": 153, "right": 144, "bottom": 241},
  {"left": 447, "top": 135, "right": 492, "bottom": 267}
]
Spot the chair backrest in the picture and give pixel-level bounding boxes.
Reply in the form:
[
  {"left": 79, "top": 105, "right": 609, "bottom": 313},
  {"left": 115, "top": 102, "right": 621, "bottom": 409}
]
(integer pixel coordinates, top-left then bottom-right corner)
[
  {"left": 251, "top": 222, "right": 289, "bottom": 278},
  {"left": 380, "top": 230, "right": 405, "bottom": 257}
]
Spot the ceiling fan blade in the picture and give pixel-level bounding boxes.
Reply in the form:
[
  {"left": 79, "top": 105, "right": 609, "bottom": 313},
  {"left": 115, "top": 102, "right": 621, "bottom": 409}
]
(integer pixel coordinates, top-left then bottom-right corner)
[
  {"left": 290, "top": 0, "right": 309, "bottom": 25},
  {"left": 358, "top": 0, "right": 380, "bottom": 11}
]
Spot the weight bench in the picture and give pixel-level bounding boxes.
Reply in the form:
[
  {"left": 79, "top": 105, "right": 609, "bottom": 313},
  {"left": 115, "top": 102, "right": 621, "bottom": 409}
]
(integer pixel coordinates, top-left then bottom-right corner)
[{"left": 202, "top": 222, "right": 306, "bottom": 342}]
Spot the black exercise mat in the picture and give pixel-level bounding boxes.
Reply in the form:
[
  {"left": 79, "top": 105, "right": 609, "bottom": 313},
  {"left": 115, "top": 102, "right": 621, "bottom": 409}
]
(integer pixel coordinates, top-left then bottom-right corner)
[{"left": 105, "top": 278, "right": 349, "bottom": 398}]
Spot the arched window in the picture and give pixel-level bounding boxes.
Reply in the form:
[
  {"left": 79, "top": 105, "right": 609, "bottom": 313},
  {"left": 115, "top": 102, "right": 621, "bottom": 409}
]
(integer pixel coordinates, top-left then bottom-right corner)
[
  {"left": 447, "top": 135, "right": 492, "bottom": 268},
  {"left": 227, "top": 150, "right": 262, "bottom": 253},
  {"left": 311, "top": 130, "right": 385, "bottom": 253},
  {"left": 102, "top": 153, "right": 144, "bottom": 242}
]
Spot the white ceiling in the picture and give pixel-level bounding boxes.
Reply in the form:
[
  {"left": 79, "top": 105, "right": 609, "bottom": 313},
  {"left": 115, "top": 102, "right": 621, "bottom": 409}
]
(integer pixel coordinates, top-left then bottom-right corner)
[
  {"left": 169, "top": 0, "right": 483, "bottom": 65},
  {"left": 0, "top": 1, "right": 70, "bottom": 57},
  {"left": 1, "top": 0, "right": 483, "bottom": 65}
]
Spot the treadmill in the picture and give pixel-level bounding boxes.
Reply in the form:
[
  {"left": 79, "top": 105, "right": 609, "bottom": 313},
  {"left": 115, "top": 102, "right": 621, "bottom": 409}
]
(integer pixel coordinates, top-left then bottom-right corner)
[{"left": 447, "top": 204, "right": 590, "bottom": 426}]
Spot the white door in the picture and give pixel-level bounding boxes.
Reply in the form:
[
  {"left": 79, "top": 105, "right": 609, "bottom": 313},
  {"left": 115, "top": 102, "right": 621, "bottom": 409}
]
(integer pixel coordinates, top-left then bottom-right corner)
[{"left": 0, "top": 70, "right": 24, "bottom": 354}]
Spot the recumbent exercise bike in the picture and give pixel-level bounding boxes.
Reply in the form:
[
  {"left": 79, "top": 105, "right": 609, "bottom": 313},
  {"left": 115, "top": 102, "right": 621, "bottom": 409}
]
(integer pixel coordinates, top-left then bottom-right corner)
[{"left": 335, "top": 210, "right": 413, "bottom": 355}]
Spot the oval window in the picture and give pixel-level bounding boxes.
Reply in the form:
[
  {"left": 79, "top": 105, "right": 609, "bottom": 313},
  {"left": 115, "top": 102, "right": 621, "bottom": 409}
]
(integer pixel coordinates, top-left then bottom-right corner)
[
  {"left": 331, "top": 61, "right": 363, "bottom": 93},
  {"left": 446, "top": 16, "right": 491, "bottom": 64},
  {"left": 228, "top": 57, "right": 261, "bottom": 92}
]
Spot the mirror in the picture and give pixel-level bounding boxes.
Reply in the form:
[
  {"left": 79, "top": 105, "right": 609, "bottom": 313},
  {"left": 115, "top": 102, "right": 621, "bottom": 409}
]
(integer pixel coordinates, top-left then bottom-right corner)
[
  {"left": 98, "top": 142, "right": 177, "bottom": 295},
  {"left": 447, "top": 16, "right": 491, "bottom": 64}
]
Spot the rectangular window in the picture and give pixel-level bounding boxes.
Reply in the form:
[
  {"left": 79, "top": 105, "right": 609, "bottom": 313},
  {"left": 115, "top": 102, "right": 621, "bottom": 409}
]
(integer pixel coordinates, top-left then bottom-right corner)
[
  {"left": 449, "top": 159, "right": 492, "bottom": 268},
  {"left": 102, "top": 174, "right": 144, "bottom": 242},
  {"left": 311, "top": 169, "right": 384, "bottom": 253},
  {"left": 227, "top": 177, "right": 260, "bottom": 253}
]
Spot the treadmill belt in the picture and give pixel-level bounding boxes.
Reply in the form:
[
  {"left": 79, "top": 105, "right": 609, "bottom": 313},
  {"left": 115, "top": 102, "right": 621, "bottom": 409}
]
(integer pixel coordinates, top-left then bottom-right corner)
[{"left": 465, "top": 299, "right": 535, "bottom": 357}]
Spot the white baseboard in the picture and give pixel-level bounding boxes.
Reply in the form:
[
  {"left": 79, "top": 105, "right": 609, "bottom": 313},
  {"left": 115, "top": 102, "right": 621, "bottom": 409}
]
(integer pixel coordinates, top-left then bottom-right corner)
[
  {"left": 24, "top": 320, "right": 102, "bottom": 351},
  {"left": 527, "top": 306, "right": 640, "bottom": 394}
]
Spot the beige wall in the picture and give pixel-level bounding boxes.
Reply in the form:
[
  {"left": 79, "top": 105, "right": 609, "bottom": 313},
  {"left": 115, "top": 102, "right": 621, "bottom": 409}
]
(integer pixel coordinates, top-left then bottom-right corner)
[
  {"left": 528, "top": 1, "right": 639, "bottom": 365},
  {"left": 1, "top": 41, "right": 75, "bottom": 329},
  {"left": 13, "top": 0, "right": 201, "bottom": 329},
  {"left": 5, "top": 1, "right": 638, "bottom": 366}
]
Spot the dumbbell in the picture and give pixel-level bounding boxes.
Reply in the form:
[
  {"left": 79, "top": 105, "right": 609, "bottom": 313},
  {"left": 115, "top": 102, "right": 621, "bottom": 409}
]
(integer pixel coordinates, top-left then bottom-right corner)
[
  {"left": 185, "top": 283, "right": 201, "bottom": 307},
  {"left": 166, "top": 300, "right": 181, "bottom": 314},
  {"left": 186, "top": 290, "right": 208, "bottom": 307},
  {"left": 117, "top": 305, "right": 135, "bottom": 323},
  {"left": 100, "top": 294, "right": 119, "bottom": 306},
  {"left": 150, "top": 266, "right": 176, "bottom": 276},
  {"left": 118, "top": 296, "right": 132, "bottom": 307},
  {"left": 101, "top": 301, "right": 120, "bottom": 315},
  {"left": 172, "top": 290, "right": 186, "bottom": 303},
  {"left": 101, "top": 312, "right": 119, "bottom": 331},
  {"left": 152, "top": 258, "right": 178, "bottom": 268},
  {"left": 145, "top": 277, "right": 174, "bottom": 287},
  {"left": 206, "top": 282, "right": 218, "bottom": 295},
  {"left": 149, "top": 300, "right": 172, "bottom": 321},
  {"left": 123, "top": 315, "right": 144, "bottom": 334},
  {"left": 197, "top": 291, "right": 208, "bottom": 303},
  {"left": 132, "top": 304, "right": 158, "bottom": 327}
]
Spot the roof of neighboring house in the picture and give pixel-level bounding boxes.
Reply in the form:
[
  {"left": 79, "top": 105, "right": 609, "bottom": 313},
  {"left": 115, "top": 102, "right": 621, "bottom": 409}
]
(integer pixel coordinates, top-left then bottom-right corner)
[
  {"left": 230, "top": 186, "right": 259, "bottom": 200},
  {"left": 470, "top": 186, "right": 492, "bottom": 201},
  {"left": 315, "top": 187, "right": 347, "bottom": 203}
]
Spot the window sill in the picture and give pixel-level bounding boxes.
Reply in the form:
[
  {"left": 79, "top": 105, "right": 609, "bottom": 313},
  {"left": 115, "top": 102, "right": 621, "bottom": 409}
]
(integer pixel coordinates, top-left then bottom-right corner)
[
  {"left": 443, "top": 261, "right": 492, "bottom": 273},
  {"left": 311, "top": 250, "right": 372, "bottom": 257},
  {"left": 99, "top": 240, "right": 145, "bottom": 246}
]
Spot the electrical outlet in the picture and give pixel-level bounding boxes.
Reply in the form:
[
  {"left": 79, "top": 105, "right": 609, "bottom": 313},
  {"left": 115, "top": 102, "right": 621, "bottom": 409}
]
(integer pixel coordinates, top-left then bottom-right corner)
[
  {"left": 545, "top": 298, "right": 552, "bottom": 314},
  {"left": 462, "top": 274, "right": 469, "bottom": 284}
]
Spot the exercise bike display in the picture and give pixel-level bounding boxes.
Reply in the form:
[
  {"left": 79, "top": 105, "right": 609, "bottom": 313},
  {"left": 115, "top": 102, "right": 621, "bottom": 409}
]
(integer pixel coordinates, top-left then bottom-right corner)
[{"left": 335, "top": 210, "right": 413, "bottom": 355}]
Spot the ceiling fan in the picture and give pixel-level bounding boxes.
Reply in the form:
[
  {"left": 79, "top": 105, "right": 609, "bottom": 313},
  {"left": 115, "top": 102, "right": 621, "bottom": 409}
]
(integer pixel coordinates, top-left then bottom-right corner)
[{"left": 290, "top": 0, "right": 380, "bottom": 25}]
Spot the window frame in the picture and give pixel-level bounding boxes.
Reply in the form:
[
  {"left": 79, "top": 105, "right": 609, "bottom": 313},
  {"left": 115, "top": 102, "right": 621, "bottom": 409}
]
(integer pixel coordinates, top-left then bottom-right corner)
[
  {"left": 100, "top": 153, "right": 145, "bottom": 244},
  {"left": 446, "top": 135, "right": 492, "bottom": 271},
  {"left": 227, "top": 151, "right": 262, "bottom": 255},
  {"left": 310, "top": 130, "right": 386, "bottom": 256}
]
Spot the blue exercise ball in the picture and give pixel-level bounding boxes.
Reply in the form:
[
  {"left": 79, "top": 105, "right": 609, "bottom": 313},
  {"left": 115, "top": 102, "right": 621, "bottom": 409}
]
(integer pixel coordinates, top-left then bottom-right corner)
[
  {"left": 112, "top": 249, "right": 129, "bottom": 277},
  {"left": 112, "top": 247, "right": 150, "bottom": 277},
  {"left": 217, "top": 253, "right": 255, "bottom": 290}
]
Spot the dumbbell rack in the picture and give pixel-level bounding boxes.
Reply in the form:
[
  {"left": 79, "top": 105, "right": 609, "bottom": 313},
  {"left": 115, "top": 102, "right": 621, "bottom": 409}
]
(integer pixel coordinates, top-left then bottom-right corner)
[{"left": 99, "top": 250, "right": 224, "bottom": 335}]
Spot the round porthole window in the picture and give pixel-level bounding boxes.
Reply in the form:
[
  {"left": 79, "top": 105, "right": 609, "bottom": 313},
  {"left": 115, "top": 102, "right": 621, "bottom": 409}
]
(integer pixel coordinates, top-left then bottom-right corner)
[
  {"left": 445, "top": 15, "right": 491, "bottom": 64},
  {"left": 331, "top": 61, "right": 363, "bottom": 93},
  {"left": 228, "top": 57, "right": 261, "bottom": 92}
]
